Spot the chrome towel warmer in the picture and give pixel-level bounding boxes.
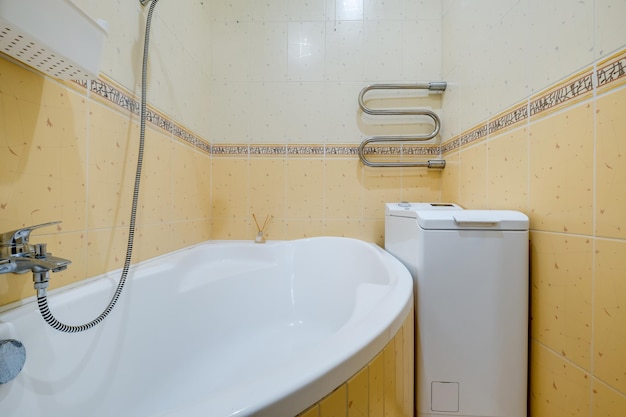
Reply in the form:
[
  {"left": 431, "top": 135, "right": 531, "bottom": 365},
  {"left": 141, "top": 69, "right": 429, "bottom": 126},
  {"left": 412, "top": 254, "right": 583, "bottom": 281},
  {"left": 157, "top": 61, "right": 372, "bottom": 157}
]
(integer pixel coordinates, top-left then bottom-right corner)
[{"left": 357, "top": 82, "right": 447, "bottom": 168}]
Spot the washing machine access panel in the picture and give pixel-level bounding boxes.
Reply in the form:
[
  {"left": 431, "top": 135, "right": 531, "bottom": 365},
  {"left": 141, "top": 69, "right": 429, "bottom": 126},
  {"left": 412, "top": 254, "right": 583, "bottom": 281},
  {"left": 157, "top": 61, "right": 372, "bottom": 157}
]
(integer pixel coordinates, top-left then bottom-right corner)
[{"left": 385, "top": 206, "right": 529, "bottom": 417}]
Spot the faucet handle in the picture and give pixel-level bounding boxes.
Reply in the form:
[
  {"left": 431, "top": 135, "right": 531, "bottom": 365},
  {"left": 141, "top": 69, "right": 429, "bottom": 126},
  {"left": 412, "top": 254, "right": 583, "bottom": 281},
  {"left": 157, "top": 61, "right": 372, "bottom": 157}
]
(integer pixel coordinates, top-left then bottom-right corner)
[{"left": 0, "top": 221, "right": 61, "bottom": 252}]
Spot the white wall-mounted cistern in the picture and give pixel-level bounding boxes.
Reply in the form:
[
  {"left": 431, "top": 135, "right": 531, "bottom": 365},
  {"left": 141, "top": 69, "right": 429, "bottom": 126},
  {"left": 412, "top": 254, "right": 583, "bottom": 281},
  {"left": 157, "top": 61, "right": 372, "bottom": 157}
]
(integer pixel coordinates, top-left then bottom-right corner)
[{"left": 384, "top": 202, "right": 529, "bottom": 417}]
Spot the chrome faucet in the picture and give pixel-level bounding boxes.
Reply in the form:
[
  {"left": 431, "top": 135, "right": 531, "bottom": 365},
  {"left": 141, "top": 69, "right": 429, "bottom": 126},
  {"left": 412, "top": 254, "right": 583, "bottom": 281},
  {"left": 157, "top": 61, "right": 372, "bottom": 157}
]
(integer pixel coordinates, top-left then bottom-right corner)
[{"left": 0, "top": 221, "right": 71, "bottom": 296}]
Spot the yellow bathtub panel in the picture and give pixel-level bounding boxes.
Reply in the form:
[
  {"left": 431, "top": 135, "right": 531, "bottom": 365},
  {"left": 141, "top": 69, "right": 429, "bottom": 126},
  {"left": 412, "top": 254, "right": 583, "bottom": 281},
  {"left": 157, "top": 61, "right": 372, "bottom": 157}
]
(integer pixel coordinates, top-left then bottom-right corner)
[
  {"left": 383, "top": 339, "right": 397, "bottom": 417},
  {"left": 402, "top": 312, "right": 414, "bottom": 417},
  {"left": 299, "top": 405, "right": 320, "bottom": 417},
  {"left": 348, "top": 367, "right": 369, "bottom": 417},
  {"left": 320, "top": 385, "right": 347, "bottom": 417},
  {"left": 368, "top": 351, "right": 385, "bottom": 417}
]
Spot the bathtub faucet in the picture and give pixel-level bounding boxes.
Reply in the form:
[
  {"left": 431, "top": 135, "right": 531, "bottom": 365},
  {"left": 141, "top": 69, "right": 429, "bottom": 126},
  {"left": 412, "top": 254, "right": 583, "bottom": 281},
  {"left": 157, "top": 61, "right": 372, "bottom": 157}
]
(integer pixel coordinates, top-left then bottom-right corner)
[{"left": 0, "top": 221, "right": 71, "bottom": 296}]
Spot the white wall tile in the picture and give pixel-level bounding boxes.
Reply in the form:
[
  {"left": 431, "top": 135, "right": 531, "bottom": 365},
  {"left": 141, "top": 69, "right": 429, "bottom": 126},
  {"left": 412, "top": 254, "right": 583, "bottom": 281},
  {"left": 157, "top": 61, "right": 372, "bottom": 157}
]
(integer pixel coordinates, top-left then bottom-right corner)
[
  {"left": 249, "top": 22, "right": 289, "bottom": 82},
  {"left": 288, "top": 22, "right": 327, "bottom": 81},
  {"left": 364, "top": 0, "right": 404, "bottom": 20},
  {"left": 527, "top": 0, "right": 594, "bottom": 92},
  {"left": 287, "top": 0, "right": 329, "bottom": 21},
  {"left": 363, "top": 20, "right": 404, "bottom": 80},
  {"left": 596, "top": 0, "right": 626, "bottom": 58},
  {"left": 325, "top": 21, "right": 364, "bottom": 81},
  {"left": 336, "top": 0, "right": 364, "bottom": 21}
]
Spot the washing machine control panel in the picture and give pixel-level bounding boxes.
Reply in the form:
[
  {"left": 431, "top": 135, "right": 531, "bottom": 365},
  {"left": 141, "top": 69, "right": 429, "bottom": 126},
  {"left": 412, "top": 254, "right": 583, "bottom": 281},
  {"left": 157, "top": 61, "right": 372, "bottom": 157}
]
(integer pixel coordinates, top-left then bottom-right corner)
[{"left": 385, "top": 202, "right": 463, "bottom": 218}]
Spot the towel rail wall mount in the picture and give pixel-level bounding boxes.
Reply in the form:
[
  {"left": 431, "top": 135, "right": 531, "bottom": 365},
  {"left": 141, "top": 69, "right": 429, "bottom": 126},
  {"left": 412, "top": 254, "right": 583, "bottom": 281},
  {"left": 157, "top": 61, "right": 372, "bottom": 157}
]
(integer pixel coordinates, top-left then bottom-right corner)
[{"left": 357, "top": 82, "right": 447, "bottom": 168}]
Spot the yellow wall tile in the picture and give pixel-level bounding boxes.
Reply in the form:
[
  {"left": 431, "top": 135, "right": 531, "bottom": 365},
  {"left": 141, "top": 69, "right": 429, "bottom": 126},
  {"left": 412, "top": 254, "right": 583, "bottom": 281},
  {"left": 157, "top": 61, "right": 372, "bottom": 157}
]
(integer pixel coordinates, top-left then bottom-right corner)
[
  {"left": 487, "top": 127, "right": 529, "bottom": 211},
  {"left": 596, "top": 87, "right": 626, "bottom": 239},
  {"left": 284, "top": 219, "right": 325, "bottom": 239},
  {"left": 592, "top": 378, "right": 626, "bottom": 417},
  {"left": 529, "top": 103, "right": 594, "bottom": 234},
  {"left": 248, "top": 158, "right": 286, "bottom": 220},
  {"left": 530, "top": 231, "right": 593, "bottom": 370},
  {"left": 211, "top": 157, "right": 249, "bottom": 219},
  {"left": 458, "top": 143, "right": 488, "bottom": 208},
  {"left": 0, "top": 78, "right": 88, "bottom": 232},
  {"left": 211, "top": 217, "right": 252, "bottom": 240},
  {"left": 362, "top": 220, "right": 385, "bottom": 247},
  {"left": 139, "top": 129, "right": 173, "bottom": 225},
  {"left": 324, "top": 159, "right": 363, "bottom": 220},
  {"left": 400, "top": 168, "right": 442, "bottom": 203},
  {"left": 172, "top": 141, "right": 202, "bottom": 222},
  {"left": 324, "top": 220, "right": 364, "bottom": 240},
  {"left": 286, "top": 159, "right": 325, "bottom": 219},
  {"left": 440, "top": 150, "right": 459, "bottom": 204},
  {"left": 594, "top": 238, "right": 626, "bottom": 394},
  {"left": 529, "top": 341, "right": 591, "bottom": 417},
  {"left": 135, "top": 223, "right": 174, "bottom": 263},
  {"left": 361, "top": 167, "right": 402, "bottom": 219},
  {"left": 85, "top": 227, "right": 131, "bottom": 278},
  {"left": 87, "top": 106, "right": 139, "bottom": 229}
]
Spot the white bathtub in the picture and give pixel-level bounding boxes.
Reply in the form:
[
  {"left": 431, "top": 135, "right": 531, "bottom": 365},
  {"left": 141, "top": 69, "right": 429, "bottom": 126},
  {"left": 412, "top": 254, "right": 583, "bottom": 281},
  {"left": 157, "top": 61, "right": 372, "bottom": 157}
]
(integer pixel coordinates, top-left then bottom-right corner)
[{"left": 0, "top": 237, "right": 412, "bottom": 417}]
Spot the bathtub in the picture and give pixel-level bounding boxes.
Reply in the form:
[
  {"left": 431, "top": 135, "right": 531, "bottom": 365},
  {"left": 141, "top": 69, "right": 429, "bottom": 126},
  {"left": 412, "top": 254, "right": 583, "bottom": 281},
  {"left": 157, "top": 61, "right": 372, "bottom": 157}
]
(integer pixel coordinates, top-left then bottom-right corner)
[{"left": 0, "top": 237, "right": 413, "bottom": 417}]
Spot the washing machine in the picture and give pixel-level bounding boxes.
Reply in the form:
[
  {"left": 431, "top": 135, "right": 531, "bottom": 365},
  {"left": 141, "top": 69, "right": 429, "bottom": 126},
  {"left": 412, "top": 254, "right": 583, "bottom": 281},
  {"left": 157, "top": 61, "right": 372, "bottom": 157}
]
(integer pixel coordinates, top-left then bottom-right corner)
[{"left": 385, "top": 202, "right": 529, "bottom": 417}]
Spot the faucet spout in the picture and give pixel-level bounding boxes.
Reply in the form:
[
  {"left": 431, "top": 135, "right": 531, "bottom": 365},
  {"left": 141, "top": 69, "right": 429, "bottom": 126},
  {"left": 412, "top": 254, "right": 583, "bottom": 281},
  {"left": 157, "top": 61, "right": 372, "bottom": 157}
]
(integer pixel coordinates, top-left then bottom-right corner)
[{"left": 0, "top": 222, "right": 71, "bottom": 288}]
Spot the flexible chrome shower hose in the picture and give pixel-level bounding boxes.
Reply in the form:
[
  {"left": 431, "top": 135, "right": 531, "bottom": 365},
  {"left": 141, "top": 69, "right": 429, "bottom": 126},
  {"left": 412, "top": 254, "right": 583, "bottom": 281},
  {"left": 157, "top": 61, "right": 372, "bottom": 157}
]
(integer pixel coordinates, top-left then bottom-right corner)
[{"left": 37, "top": 0, "right": 160, "bottom": 333}]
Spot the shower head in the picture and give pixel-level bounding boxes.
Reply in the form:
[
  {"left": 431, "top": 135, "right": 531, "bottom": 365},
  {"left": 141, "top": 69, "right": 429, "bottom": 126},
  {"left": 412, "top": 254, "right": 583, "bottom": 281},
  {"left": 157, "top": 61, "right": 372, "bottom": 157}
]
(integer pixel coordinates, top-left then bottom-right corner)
[{"left": 139, "top": 0, "right": 153, "bottom": 5}]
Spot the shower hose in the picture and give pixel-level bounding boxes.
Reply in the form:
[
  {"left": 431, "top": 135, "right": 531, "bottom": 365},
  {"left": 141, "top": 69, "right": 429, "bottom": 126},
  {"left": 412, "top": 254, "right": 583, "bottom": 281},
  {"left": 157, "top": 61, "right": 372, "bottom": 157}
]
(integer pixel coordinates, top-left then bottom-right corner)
[{"left": 36, "top": 0, "right": 160, "bottom": 333}]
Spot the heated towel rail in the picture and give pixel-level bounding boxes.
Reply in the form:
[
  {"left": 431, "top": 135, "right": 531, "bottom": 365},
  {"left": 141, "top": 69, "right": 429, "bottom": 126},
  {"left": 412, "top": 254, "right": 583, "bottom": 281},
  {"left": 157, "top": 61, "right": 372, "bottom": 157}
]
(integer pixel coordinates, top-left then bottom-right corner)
[{"left": 357, "top": 82, "right": 447, "bottom": 168}]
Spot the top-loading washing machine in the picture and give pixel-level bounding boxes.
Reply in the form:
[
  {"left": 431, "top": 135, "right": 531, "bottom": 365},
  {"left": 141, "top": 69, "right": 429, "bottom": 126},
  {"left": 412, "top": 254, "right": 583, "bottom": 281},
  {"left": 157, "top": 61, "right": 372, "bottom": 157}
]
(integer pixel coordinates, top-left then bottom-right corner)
[{"left": 385, "top": 203, "right": 529, "bottom": 417}]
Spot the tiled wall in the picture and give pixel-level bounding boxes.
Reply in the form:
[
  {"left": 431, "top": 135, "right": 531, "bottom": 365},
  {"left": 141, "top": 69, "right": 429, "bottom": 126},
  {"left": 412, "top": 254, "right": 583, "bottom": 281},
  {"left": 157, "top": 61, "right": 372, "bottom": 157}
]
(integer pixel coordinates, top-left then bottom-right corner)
[
  {"left": 0, "top": 62, "right": 212, "bottom": 307},
  {"left": 441, "top": 49, "right": 626, "bottom": 417},
  {"left": 205, "top": 0, "right": 443, "bottom": 144},
  {"left": 297, "top": 307, "right": 413, "bottom": 417},
  {"left": 211, "top": 149, "right": 442, "bottom": 243}
]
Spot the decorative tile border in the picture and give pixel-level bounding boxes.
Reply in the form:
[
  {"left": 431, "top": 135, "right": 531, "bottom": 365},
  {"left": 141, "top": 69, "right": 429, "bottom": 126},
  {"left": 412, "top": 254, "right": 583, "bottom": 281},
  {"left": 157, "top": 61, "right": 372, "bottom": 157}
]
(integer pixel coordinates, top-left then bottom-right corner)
[
  {"left": 441, "top": 47, "right": 626, "bottom": 155},
  {"left": 73, "top": 77, "right": 211, "bottom": 155},
  {"left": 596, "top": 50, "right": 626, "bottom": 91},
  {"left": 70, "top": 48, "right": 625, "bottom": 160},
  {"left": 249, "top": 145, "right": 287, "bottom": 156},
  {"left": 528, "top": 70, "right": 594, "bottom": 117},
  {"left": 488, "top": 104, "right": 528, "bottom": 136},
  {"left": 287, "top": 145, "right": 325, "bottom": 156}
]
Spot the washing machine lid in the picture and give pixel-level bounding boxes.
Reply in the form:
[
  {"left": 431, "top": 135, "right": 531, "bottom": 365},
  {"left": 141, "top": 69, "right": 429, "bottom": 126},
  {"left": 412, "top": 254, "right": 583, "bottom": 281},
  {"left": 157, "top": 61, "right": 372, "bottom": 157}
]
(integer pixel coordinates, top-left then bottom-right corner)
[
  {"left": 416, "top": 210, "right": 529, "bottom": 230},
  {"left": 385, "top": 202, "right": 463, "bottom": 218}
]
